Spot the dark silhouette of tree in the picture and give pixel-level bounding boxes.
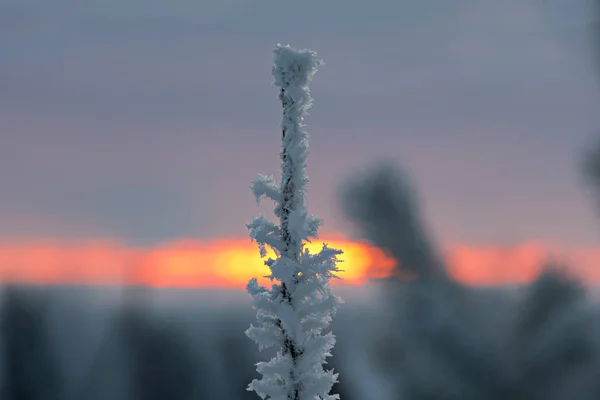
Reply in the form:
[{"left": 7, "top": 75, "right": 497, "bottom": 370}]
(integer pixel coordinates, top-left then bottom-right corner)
[
  {"left": 215, "top": 315, "right": 261, "bottom": 400},
  {"left": 579, "top": 0, "right": 600, "bottom": 202},
  {"left": 589, "top": 0, "right": 600, "bottom": 80},
  {"left": 0, "top": 285, "right": 63, "bottom": 400},
  {"left": 340, "top": 162, "right": 600, "bottom": 400},
  {"left": 118, "top": 289, "right": 197, "bottom": 400}
]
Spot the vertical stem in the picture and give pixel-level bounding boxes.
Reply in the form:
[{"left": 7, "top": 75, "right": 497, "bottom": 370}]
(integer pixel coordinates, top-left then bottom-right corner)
[
  {"left": 247, "top": 45, "right": 334, "bottom": 400},
  {"left": 279, "top": 87, "right": 298, "bottom": 261},
  {"left": 278, "top": 86, "right": 302, "bottom": 400}
]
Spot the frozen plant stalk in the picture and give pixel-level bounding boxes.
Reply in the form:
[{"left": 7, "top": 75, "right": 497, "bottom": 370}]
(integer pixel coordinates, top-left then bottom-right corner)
[{"left": 245, "top": 44, "right": 343, "bottom": 400}]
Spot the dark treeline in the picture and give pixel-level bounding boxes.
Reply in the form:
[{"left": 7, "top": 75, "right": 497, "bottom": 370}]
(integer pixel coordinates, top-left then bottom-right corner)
[{"left": 0, "top": 284, "right": 378, "bottom": 400}]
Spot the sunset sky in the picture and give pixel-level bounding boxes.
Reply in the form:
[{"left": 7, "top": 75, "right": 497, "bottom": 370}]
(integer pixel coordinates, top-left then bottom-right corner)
[{"left": 2, "top": 0, "right": 600, "bottom": 287}]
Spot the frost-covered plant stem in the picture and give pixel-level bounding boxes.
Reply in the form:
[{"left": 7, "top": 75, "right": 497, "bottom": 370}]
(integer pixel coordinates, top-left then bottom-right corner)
[{"left": 245, "top": 44, "right": 343, "bottom": 400}]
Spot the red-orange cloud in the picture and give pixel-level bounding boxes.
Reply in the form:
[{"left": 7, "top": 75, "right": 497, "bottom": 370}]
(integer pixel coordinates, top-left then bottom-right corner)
[{"left": 0, "top": 237, "right": 599, "bottom": 288}]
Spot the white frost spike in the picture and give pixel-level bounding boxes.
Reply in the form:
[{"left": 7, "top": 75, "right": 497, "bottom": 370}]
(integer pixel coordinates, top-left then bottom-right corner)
[
  {"left": 248, "top": 215, "right": 281, "bottom": 257},
  {"left": 288, "top": 209, "right": 307, "bottom": 243},
  {"left": 252, "top": 174, "right": 280, "bottom": 204},
  {"left": 304, "top": 215, "right": 323, "bottom": 239},
  {"left": 245, "top": 44, "right": 341, "bottom": 400},
  {"left": 270, "top": 257, "right": 297, "bottom": 284},
  {"left": 272, "top": 44, "right": 324, "bottom": 94}
]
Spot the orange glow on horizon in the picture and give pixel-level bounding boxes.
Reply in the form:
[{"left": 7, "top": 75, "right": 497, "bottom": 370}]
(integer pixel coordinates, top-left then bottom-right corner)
[
  {"left": 0, "top": 237, "right": 396, "bottom": 289},
  {"left": 0, "top": 237, "right": 599, "bottom": 289}
]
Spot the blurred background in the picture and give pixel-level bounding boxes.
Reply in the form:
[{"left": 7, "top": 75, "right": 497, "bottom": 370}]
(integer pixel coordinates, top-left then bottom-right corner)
[
  {"left": 0, "top": 283, "right": 391, "bottom": 399},
  {"left": 2, "top": 0, "right": 600, "bottom": 399}
]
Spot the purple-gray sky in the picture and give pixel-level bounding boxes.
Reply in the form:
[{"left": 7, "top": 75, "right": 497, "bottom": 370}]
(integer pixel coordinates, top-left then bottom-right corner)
[{"left": 2, "top": 0, "right": 600, "bottom": 247}]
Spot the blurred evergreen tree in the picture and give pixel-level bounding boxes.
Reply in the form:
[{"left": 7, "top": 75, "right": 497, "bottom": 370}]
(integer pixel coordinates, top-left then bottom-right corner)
[
  {"left": 0, "top": 286, "right": 63, "bottom": 400},
  {"left": 119, "top": 288, "right": 197, "bottom": 400}
]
